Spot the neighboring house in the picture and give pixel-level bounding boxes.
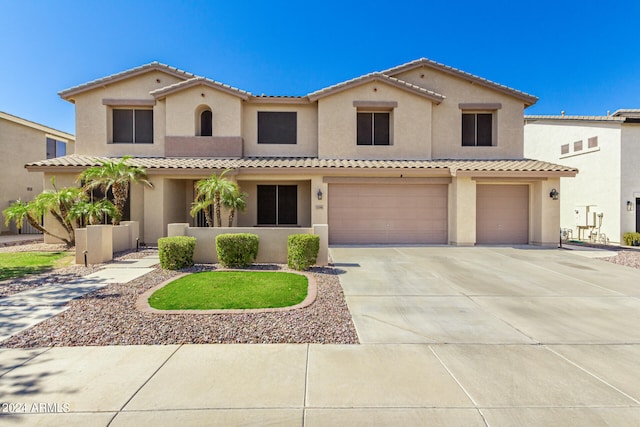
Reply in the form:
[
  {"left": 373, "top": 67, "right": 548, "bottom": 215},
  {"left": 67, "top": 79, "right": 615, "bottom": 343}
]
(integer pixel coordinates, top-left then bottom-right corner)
[
  {"left": 0, "top": 112, "right": 74, "bottom": 234},
  {"left": 25, "top": 59, "right": 576, "bottom": 246},
  {"left": 525, "top": 110, "right": 640, "bottom": 244}
]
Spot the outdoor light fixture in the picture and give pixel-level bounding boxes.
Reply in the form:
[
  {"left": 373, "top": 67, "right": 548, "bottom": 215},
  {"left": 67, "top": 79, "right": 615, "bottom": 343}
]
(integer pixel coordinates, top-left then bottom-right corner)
[
  {"left": 317, "top": 189, "right": 323, "bottom": 200},
  {"left": 627, "top": 201, "right": 634, "bottom": 212},
  {"left": 549, "top": 188, "right": 559, "bottom": 200}
]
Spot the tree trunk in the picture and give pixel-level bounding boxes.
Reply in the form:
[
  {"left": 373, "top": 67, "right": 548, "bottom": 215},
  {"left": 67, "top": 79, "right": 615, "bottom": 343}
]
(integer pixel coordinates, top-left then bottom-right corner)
[
  {"left": 112, "top": 183, "right": 127, "bottom": 225},
  {"left": 204, "top": 208, "right": 213, "bottom": 227},
  {"left": 228, "top": 208, "right": 235, "bottom": 227},
  {"left": 214, "top": 193, "right": 222, "bottom": 227}
]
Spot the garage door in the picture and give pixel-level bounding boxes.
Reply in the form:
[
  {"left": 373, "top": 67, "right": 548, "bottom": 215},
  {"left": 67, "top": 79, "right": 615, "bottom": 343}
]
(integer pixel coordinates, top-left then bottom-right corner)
[
  {"left": 476, "top": 184, "right": 528, "bottom": 244},
  {"left": 328, "top": 184, "right": 448, "bottom": 244}
]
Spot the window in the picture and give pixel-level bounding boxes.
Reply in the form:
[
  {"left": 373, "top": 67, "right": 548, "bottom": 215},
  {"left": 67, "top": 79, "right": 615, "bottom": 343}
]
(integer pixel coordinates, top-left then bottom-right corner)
[
  {"left": 257, "top": 112, "right": 297, "bottom": 144},
  {"left": 574, "top": 140, "right": 583, "bottom": 151},
  {"left": 113, "top": 109, "right": 153, "bottom": 143},
  {"left": 46, "top": 138, "right": 66, "bottom": 159},
  {"left": 357, "top": 112, "right": 390, "bottom": 145},
  {"left": 560, "top": 144, "right": 570, "bottom": 155},
  {"left": 588, "top": 136, "right": 598, "bottom": 148},
  {"left": 257, "top": 185, "right": 297, "bottom": 225},
  {"left": 85, "top": 183, "right": 130, "bottom": 224},
  {"left": 200, "top": 110, "right": 212, "bottom": 136},
  {"left": 462, "top": 113, "right": 492, "bottom": 146}
]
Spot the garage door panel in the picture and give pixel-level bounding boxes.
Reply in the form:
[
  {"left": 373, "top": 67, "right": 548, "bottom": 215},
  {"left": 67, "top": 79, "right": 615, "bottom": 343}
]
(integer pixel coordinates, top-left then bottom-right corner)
[
  {"left": 476, "top": 184, "right": 528, "bottom": 245},
  {"left": 328, "top": 183, "right": 448, "bottom": 244}
]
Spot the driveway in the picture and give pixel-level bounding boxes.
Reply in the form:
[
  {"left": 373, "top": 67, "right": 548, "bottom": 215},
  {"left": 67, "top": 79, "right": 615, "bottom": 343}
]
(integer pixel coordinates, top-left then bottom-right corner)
[
  {"left": 1, "top": 246, "right": 639, "bottom": 425},
  {"left": 330, "top": 246, "right": 640, "bottom": 344}
]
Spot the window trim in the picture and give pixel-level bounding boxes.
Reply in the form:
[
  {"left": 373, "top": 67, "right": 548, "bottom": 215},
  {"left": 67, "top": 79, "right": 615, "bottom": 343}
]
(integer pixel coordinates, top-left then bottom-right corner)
[
  {"left": 200, "top": 109, "right": 213, "bottom": 137},
  {"left": 257, "top": 111, "right": 297, "bottom": 145},
  {"left": 257, "top": 184, "right": 298, "bottom": 225},
  {"left": 461, "top": 111, "right": 495, "bottom": 147},
  {"left": 356, "top": 111, "right": 391, "bottom": 146},
  {"left": 111, "top": 108, "right": 154, "bottom": 144},
  {"left": 46, "top": 137, "right": 66, "bottom": 159}
]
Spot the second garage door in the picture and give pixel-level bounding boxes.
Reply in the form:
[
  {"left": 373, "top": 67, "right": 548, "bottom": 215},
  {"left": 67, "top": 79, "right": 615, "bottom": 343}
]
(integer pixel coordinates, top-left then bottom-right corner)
[
  {"left": 328, "top": 183, "right": 448, "bottom": 244},
  {"left": 476, "top": 184, "right": 529, "bottom": 244}
]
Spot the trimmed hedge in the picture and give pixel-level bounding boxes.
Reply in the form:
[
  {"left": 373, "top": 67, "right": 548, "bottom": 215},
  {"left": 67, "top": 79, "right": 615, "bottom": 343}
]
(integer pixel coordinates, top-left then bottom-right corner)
[
  {"left": 158, "top": 236, "right": 196, "bottom": 270},
  {"left": 216, "top": 233, "right": 259, "bottom": 268},
  {"left": 288, "top": 234, "right": 320, "bottom": 271},
  {"left": 623, "top": 232, "right": 640, "bottom": 246}
]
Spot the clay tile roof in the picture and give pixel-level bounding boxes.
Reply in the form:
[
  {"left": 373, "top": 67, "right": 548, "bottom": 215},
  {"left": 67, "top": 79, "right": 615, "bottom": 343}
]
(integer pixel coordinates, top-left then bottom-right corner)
[
  {"left": 25, "top": 155, "right": 577, "bottom": 177},
  {"left": 382, "top": 58, "right": 538, "bottom": 107},
  {"left": 150, "top": 76, "right": 252, "bottom": 100},
  {"left": 307, "top": 72, "right": 445, "bottom": 104},
  {"left": 59, "top": 62, "right": 197, "bottom": 100}
]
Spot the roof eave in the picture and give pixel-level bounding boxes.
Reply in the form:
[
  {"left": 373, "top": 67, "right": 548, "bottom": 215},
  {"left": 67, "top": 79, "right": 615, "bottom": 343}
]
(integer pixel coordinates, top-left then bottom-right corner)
[
  {"left": 308, "top": 74, "right": 445, "bottom": 104},
  {"left": 58, "top": 62, "right": 194, "bottom": 101},
  {"left": 151, "top": 77, "right": 252, "bottom": 101},
  {"left": 455, "top": 170, "right": 578, "bottom": 178},
  {"left": 383, "top": 58, "right": 538, "bottom": 107}
]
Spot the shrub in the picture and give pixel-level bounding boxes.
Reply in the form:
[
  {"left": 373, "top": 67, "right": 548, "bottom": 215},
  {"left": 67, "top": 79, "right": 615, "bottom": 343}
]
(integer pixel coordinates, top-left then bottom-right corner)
[
  {"left": 216, "top": 233, "right": 259, "bottom": 268},
  {"left": 158, "top": 236, "right": 196, "bottom": 270},
  {"left": 623, "top": 232, "right": 640, "bottom": 246},
  {"left": 288, "top": 234, "right": 320, "bottom": 271}
]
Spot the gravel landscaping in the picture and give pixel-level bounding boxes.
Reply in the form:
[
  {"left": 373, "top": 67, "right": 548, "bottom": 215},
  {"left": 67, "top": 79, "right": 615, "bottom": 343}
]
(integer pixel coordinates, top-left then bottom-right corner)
[
  {"left": 2, "top": 241, "right": 640, "bottom": 348},
  {"left": 0, "top": 245, "right": 359, "bottom": 347}
]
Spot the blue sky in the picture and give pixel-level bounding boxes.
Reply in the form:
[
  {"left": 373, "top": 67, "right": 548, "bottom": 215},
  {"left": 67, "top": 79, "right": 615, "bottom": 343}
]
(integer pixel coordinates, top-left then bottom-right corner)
[{"left": 1, "top": 0, "right": 639, "bottom": 135}]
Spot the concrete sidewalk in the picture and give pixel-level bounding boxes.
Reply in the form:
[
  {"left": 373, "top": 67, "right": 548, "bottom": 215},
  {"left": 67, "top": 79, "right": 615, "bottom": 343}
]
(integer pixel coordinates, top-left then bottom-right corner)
[
  {"left": 0, "top": 343, "right": 638, "bottom": 426},
  {"left": 0, "top": 256, "right": 158, "bottom": 342},
  {"left": 1, "top": 246, "right": 640, "bottom": 425}
]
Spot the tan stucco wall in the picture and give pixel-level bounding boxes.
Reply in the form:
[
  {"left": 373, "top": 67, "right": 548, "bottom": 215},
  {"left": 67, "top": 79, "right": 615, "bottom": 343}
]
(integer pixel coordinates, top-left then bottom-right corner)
[
  {"left": 448, "top": 177, "right": 476, "bottom": 245},
  {"left": 242, "top": 103, "right": 318, "bottom": 157},
  {"left": 168, "top": 224, "right": 328, "bottom": 265},
  {"left": 164, "top": 85, "right": 243, "bottom": 137},
  {"left": 0, "top": 119, "right": 74, "bottom": 234},
  {"left": 317, "top": 81, "right": 432, "bottom": 160},
  {"left": 530, "top": 178, "right": 561, "bottom": 246},
  {"left": 394, "top": 67, "right": 525, "bottom": 159},
  {"left": 72, "top": 70, "right": 183, "bottom": 156}
]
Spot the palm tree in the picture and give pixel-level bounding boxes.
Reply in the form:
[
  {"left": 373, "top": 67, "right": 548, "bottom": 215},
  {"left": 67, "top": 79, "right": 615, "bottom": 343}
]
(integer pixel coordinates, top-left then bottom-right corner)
[
  {"left": 221, "top": 183, "right": 247, "bottom": 227},
  {"left": 190, "top": 170, "right": 235, "bottom": 227},
  {"left": 69, "top": 199, "right": 120, "bottom": 226},
  {"left": 79, "top": 156, "right": 153, "bottom": 225},
  {"left": 189, "top": 196, "right": 214, "bottom": 227},
  {"left": 3, "top": 180, "right": 88, "bottom": 247}
]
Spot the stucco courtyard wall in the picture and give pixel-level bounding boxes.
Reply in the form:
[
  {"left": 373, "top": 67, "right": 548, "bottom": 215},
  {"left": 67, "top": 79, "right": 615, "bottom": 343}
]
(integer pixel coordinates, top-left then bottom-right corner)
[{"left": 167, "top": 223, "right": 328, "bottom": 266}]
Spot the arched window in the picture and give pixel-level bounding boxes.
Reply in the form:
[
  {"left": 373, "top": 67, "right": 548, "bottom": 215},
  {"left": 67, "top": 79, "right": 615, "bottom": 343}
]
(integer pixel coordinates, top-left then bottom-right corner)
[{"left": 200, "top": 110, "right": 212, "bottom": 136}]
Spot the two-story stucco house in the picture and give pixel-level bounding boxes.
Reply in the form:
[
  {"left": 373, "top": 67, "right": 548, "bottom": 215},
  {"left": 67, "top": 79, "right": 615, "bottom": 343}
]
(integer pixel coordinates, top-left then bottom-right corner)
[
  {"left": 25, "top": 58, "right": 576, "bottom": 246},
  {"left": 525, "top": 110, "right": 640, "bottom": 244},
  {"left": 0, "top": 111, "right": 74, "bottom": 234}
]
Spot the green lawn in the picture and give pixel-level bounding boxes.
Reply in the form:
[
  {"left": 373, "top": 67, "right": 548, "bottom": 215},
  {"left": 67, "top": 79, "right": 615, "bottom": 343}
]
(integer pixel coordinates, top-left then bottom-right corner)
[
  {"left": 149, "top": 271, "right": 308, "bottom": 310},
  {"left": 0, "top": 251, "right": 73, "bottom": 281}
]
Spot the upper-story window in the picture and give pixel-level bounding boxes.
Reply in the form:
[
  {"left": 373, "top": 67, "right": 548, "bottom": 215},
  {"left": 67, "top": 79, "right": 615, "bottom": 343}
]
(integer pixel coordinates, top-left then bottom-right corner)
[
  {"left": 113, "top": 109, "right": 153, "bottom": 144},
  {"left": 46, "top": 138, "right": 66, "bottom": 159},
  {"left": 462, "top": 113, "right": 492, "bottom": 146},
  {"left": 459, "top": 103, "right": 500, "bottom": 147},
  {"left": 258, "top": 112, "right": 297, "bottom": 144},
  {"left": 200, "top": 110, "right": 212, "bottom": 136},
  {"left": 357, "top": 112, "right": 390, "bottom": 145}
]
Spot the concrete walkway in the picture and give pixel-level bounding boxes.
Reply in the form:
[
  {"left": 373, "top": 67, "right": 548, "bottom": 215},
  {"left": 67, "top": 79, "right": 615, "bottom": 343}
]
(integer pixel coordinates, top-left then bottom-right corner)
[
  {"left": 0, "top": 256, "right": 158, "bottom": 342},
  {"left": 1, "top": 246, "right": 640, "bottom": 425}
]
